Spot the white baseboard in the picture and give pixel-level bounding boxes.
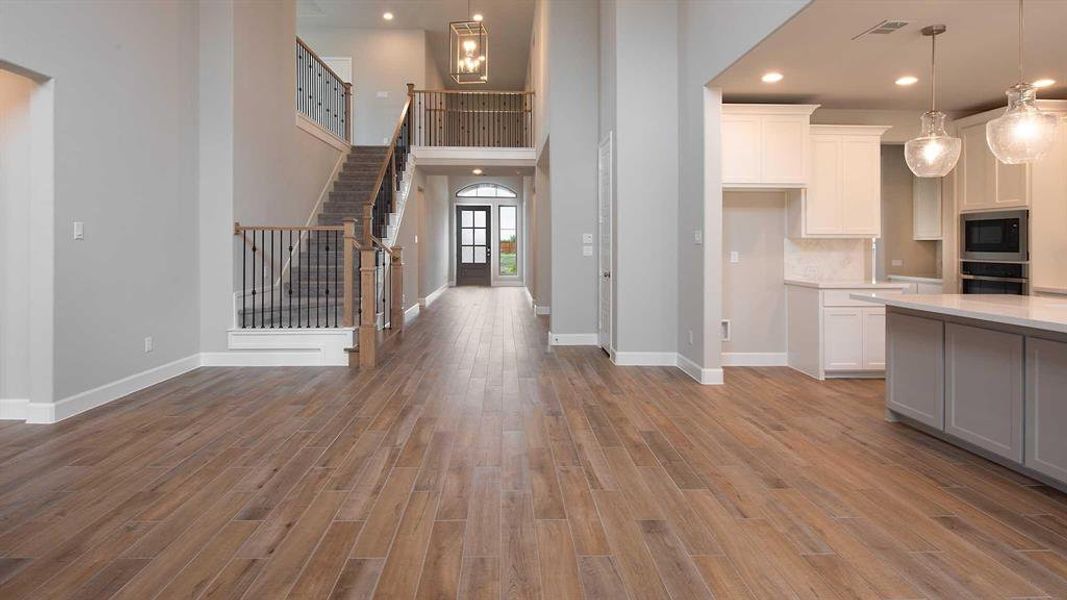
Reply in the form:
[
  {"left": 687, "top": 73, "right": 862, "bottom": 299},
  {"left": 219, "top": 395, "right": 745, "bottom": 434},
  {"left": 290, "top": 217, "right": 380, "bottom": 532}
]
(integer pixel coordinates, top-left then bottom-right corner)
[
  {"left": 534, "top": 304, "right": 551, "bottom": 316},
  {"left": 404, "top": 303, "right": 420, "bottom": 324},
  {"left": 612, "top": 351, "right": 676, "bottom": 366},
  {"left": 26, "top": 354, "right": 202, "bottom": 424},
  {"left": 676, "top": 353, "right": 724, "bottom": 385},
  {"left": 493, "top": 280, "right": 524, "bottom": 287},
  {"left": 0, "top": 398, "right": 29, "bottom": 421},
  {"left": 721, "top": 352, "right": 787, "bottom": 367},
  {"left": 418, "top": 282, "right": 449, "bottom": 308},
  {"left": 548, "top": 332, "right": 598, "bottom": 346}
]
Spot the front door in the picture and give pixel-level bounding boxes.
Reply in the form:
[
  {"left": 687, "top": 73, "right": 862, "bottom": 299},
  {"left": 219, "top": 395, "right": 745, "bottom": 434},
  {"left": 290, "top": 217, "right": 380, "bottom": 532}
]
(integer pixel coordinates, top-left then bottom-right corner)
[{"left": 457, "top": 206, "right": 491, "bottom": 286}]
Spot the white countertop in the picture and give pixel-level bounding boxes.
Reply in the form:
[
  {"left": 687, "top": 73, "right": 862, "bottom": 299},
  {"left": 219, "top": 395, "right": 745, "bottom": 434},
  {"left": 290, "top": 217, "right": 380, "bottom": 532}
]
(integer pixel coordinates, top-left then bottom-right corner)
[
  {"left": 887, "top": 275, "right": 944, "bottom": 284},
  {"left": 850, "top": 293, "right": 1067, "bottom": 334},
  {"left": 784, "top": 279, "right": 912, "bottom": 290}
]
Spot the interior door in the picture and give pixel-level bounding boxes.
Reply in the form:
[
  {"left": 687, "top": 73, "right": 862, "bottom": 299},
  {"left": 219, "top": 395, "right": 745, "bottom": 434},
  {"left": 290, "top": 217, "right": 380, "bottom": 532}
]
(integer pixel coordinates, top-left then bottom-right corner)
[
  {"left": 456, "top": 206, "right": 491, "bottom": 286},
  {"left": 598, "top": 133, "right": 613, "bottom": 352}
]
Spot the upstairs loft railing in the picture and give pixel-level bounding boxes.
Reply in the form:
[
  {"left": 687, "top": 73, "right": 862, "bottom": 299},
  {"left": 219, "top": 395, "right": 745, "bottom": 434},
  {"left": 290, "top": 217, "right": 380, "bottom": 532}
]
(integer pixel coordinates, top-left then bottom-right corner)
[
  {"left": 296, "top": 37, "right": 351, "bottom": 142},
  {"left": 409, "top": 88, "right": 534, "bottom": 148}
]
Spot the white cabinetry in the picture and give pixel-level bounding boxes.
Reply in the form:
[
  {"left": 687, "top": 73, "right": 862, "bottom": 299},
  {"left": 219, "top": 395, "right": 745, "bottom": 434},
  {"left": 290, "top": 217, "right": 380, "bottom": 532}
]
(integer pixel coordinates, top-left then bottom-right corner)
[
  {"left": 1026, "top": 337, "right": 1067, "bottom": 482},
  {"left": 722, "top": 104, "right": 818, "bottom": 188},
  {"left": 959, "top": 120, "right": 1029, "bottom": 212},
  {"left": 786, "top": 283, "right": 906, "bottom": 380},
  {"left": 886, "top": 312, "right": 944, "bottom": 428},
  {"left": 787, "top": 125, "right": 890, "bottom": 238},
  {"left": 913, "top": 176, "right": 942, "bottom": 240}
]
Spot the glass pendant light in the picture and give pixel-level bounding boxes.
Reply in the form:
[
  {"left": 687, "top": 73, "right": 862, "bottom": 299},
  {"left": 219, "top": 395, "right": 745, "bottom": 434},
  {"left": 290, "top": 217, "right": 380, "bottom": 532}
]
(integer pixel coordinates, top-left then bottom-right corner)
[
  {"left": 905, "top": 25, "right": 961, "bottom": 178},
  {"left": 986, "top": 0, "right": 1058, "bottom": 164}
]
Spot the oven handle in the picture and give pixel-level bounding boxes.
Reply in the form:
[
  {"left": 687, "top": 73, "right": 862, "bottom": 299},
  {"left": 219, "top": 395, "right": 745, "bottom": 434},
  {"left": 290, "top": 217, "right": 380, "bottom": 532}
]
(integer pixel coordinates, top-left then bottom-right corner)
[{"left": 960, "top": 274, "right": 1029, "bottom": 283}]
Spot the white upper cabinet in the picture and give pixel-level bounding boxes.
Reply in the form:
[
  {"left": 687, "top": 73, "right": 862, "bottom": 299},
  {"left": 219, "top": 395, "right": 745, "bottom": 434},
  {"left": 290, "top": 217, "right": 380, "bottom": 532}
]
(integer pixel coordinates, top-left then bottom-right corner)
[
  {"left": 959, "top": 119, "right": 1029, "bottom": 212},
  {"left": 722, "top": 104, "right": 818, "bottom": 188},
  {"left": 788, "top": 124, "right": 890, "bottom": 238},
  {"left": 913, "top": 176, "right": 942, "bottom": 240}
]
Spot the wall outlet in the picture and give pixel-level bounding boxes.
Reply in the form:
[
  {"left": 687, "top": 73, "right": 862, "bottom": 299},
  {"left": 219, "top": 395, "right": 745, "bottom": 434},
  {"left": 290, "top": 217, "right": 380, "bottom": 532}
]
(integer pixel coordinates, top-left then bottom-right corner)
[
  {"left": 729, "top": 251, "right": 739, "bottom": 263},
  {"left": 720, "top": 320, "right": 731, "bottom": 342},
  {"left": 582, "top": 245, "right": 593, "bottom": 257},
  {"left": 694, "top": 230, "right": 703, "bottom": 245},
  {"left": 688, "top": 330, "right": 694, "bottom": 345},
  {"left": 144, "top": 336, "right": 153, "bottom": 353},
  {"left": 73, "top": 221, "right": 84, "bottom": 240},
  {"left": 891, "top": 259, "right": 904, "bottom": 267}
]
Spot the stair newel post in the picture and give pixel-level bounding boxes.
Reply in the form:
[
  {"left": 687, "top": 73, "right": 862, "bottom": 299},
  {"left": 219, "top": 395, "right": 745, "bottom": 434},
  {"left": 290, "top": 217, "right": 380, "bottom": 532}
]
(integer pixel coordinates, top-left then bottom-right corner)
[
  {"left": 359, "top": 246, "right": 378, "bottom": 368},
  {"left": 343, "top": 82, "right": 352, "bottom": 143},
  {"left": 390, "top": 248, "right": 404, "bottom": 332},
  {"left": 342, "top": 218, "right": 356, "bottom": 328}
]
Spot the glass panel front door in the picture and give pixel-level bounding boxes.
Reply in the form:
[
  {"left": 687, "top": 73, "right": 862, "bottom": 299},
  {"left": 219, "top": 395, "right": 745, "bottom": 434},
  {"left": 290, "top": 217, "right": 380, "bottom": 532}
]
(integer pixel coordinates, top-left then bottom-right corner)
[{"left": 457, "top": 206, "right": 491, "bottom": 285}]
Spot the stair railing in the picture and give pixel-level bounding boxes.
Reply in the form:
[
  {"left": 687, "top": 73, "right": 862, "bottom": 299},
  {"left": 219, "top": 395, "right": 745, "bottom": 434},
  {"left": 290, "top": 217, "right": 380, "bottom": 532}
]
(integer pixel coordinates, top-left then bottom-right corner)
[
  {"left": 296, "top": 37, "right": 352, "bottom": 142},
  {"left": 409, "top": 88, "right": 534, "bottom": 147}
]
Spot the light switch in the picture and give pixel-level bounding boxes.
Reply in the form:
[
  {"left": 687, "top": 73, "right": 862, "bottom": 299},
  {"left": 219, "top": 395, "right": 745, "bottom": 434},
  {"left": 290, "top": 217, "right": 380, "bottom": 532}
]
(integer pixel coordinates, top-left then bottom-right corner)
[
  {"left": 891, "top": 259, "right": 904, "bottom": 267},
  {"left": 582, "top": 245, "right": 593, "bottom": 257},
  {"left": 729, "top": 251, "right": 739, "bottom": 263},
  {"left": 376, "top": 91, "right": 389, "bottom": 98},
  {"left": 694, "top": 230, "right": 703, "bottom": 245},
  {"left": 582, "top": 233, "right": 593, "bottom": 244},
  {"left": 73, "top": 221, "right": 84, "bottom": 240}
]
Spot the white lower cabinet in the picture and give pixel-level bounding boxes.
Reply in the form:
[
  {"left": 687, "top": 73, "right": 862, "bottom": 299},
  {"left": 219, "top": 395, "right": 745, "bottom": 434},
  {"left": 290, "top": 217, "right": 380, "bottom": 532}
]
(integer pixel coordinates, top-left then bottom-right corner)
[
  {"left": 861, "top": 309, "right": 886, "bottom": 369},
  {"left": 1025, "top": 337, "right": 1067, "bottom": 481},
  {"left": 944, "top": 324, "right": 1024, "bottom": 462},
  {"left": 823, "top": 308, "right": 863, "bottom": 370},
  {"left": 885, "top": 313, "right": 944, "bottom": 428}
]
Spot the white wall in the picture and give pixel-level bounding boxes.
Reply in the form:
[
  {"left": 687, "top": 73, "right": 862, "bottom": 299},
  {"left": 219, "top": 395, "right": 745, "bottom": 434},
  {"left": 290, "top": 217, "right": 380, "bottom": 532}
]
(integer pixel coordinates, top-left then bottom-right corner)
[
  {"left": 297, "top": 27, "right": 437, "bottom": 146},
  {"left": 1, "top": 0, "right": 201, "bottom": 405},
  {"left": 723, "top": 192, "right": 786, "bottom": 355},
  {"left": 0, "top": 70, "right": 36, "bottom": 407},
  {"left": 677, "top": 0, "right": 809, "bottom": 373},
  {"left": 418, "top": 174, "right": 451, "bottom": 301}
]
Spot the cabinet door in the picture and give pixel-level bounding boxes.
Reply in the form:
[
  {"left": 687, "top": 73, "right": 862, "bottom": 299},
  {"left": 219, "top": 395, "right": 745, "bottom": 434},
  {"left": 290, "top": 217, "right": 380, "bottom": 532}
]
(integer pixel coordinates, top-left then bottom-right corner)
[
  {"left": 945, "top": 323, "right": 1024, "bottom": 461},
  {"left": 886, "top": 312, "right": 944, "bottom": 428},
  {"left": 823, "top": 308, "right": 863, "bottom": 371},
  {"left": 761, "top": 115, "right": 807, "bottom": 185},
  {"left": 1026, "top": 337, "right": 1067, "bottom": 482},
  {"left": 806, "top": 136, "right": 842, "bottom": 235},
  {"left": 861, "top": 307, "right": 886, "bottom": 369},
  {"left": 721, "top": 114, "right": 761, "bottom": 185},
  {"left": 961, "top": 123, "right": 996, "bottom": 211},
  {"left": 840, "top": 136, "right": 881, "bottom": 235},
  {"left": 996, "top": 161, "right": 1029, "bottom": 208},
  {"left": 913, "top": 176, "right": 942, "bottom": 240}
]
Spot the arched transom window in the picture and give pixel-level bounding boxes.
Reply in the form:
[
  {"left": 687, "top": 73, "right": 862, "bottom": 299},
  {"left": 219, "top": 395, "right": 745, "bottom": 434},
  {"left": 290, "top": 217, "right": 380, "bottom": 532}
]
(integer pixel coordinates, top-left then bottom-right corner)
[{"left": 456, "top": 183, "right": 518, "bottom": 198}]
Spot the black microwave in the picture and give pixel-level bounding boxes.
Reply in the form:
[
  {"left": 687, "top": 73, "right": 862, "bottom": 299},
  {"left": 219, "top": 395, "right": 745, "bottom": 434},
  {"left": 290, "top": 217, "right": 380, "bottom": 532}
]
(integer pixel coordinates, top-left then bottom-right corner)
[{"left": 961, "top": 210, "right": 1028, "bottom": 262}]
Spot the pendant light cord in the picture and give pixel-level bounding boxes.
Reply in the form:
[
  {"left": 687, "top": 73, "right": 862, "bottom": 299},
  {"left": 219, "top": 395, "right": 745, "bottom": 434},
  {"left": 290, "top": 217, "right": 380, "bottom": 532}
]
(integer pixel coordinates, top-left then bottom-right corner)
[
  {"left": 1018, "top": 0, "right": 1024, "bottom": 82},
  {"left": 930, "top": 30, "right": 937, "bottom": 112}
]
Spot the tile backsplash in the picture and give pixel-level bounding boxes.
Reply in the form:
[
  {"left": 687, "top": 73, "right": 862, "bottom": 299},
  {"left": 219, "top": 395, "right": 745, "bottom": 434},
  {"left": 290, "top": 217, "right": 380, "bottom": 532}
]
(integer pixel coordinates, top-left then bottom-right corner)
[{"left": 785, "top": 238, "right": 870, "bottom": 281}]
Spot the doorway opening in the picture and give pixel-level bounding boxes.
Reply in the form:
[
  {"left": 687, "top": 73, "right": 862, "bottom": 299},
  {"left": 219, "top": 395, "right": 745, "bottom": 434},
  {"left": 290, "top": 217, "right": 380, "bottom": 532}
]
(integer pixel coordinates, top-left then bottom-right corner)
[{"left": 455, "top": 205, "right": 492, "bottom": 286}]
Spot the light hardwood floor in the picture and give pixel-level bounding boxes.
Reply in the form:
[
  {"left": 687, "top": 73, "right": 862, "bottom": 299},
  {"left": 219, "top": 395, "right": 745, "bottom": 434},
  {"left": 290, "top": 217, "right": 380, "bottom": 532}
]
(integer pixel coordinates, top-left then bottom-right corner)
[{"left": 2, "top": 286, "right": 1067, "bottom": 598}]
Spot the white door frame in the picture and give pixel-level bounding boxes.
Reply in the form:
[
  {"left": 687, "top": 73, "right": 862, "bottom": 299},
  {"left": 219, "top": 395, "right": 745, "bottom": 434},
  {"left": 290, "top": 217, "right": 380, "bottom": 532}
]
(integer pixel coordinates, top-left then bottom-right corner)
[{"left": 598, "top": 132, "right": 614, "bottom": 353}]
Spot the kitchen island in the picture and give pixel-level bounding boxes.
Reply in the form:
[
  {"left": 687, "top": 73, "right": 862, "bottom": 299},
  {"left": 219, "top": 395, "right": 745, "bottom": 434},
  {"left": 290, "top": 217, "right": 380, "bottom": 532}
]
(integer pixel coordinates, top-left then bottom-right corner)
[{"left": 854, "top": 292, "right": 1067, "bottom": 489}]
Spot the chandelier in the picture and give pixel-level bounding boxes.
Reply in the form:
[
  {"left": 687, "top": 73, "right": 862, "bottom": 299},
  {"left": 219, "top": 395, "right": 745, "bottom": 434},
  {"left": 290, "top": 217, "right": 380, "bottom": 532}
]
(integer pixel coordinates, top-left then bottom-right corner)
[
  {"left": 450, "top": 4, "right": 488, "bottom": 85},
  {"left": 904, "top": 25, "right": 961, "bottom": 178}
]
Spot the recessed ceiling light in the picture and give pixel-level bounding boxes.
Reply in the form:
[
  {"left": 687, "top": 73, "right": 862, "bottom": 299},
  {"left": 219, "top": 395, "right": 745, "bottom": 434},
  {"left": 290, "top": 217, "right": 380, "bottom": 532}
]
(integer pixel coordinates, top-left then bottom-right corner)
[
  {"left": 895, "top": 75, "right": 919, "bottom": 86},
  {"left": 761, "top": 72, "right": 783, "bottom": 84},
  {"left": 382, "top": 11, "right": 394, "bottom": 20},
  {"left": 1033, "top": 78, "right": 1056, "bottom": 88},
  {"left": 472, "top": 168, "right": 483, "bottom": 175},
  {"left": 472, "top": 13, "right": 484, "bottom": 22}
]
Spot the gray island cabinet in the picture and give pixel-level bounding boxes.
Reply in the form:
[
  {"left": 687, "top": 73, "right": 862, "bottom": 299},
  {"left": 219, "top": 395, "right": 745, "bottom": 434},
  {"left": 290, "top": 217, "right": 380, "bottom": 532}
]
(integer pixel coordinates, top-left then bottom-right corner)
[{"left": 854, "top": 293, "right": 1067, "bottom": 488}]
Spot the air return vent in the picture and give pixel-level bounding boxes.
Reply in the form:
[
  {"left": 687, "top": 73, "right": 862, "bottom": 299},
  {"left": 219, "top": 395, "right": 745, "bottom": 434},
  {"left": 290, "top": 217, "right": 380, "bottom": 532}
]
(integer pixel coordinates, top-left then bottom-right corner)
[{"left": 852, "top": 20, "right": 910, "bottom": 40}]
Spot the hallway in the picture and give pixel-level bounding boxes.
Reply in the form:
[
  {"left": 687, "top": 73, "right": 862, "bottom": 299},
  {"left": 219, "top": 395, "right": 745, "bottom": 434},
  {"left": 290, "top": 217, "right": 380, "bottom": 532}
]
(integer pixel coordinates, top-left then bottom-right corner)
[{"left": 1, "top": 287, "right": 1067, "bottom": 598}]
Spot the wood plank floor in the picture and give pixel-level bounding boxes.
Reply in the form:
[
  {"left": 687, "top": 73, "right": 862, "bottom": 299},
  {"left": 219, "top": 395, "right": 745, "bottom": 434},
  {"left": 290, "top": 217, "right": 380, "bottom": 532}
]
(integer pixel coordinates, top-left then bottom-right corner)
[{"left": 2, "top": 286, "right": 1067, "bottom": 598}]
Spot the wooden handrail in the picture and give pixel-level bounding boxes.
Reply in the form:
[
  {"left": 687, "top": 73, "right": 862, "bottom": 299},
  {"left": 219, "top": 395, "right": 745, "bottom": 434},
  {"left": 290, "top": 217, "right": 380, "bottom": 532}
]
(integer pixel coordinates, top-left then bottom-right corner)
[
  {"left": 234, "top": 222, "right": 342, "bottom": 234},
  {"left": 412, "top": 89, "right": 535, "bottom": 95},
  {"left": 364, "top": 88, "right": 413, "bottom": 207},
  {"left": 296, "top": 37, "right": 347, "bottom": 87},
  {"left": 370, "top": 235, "right": 397, "bottom": 256}
]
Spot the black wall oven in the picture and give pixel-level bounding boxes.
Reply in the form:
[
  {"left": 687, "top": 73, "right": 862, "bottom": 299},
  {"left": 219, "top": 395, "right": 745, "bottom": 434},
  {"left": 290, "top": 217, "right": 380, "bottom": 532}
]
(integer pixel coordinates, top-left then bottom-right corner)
[
  {"left": 961, "top": 210, "right": 1028, "bottom": 262},
  {"left": 960, "top": 261, "right": 1028, "bottom": 295}
]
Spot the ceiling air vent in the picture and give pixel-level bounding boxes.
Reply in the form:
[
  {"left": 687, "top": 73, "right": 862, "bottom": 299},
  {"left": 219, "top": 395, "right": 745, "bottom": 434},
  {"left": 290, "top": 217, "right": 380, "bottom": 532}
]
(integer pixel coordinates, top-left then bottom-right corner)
[{"left": 852, "top": 20, "right": 910, "bottom": 40}]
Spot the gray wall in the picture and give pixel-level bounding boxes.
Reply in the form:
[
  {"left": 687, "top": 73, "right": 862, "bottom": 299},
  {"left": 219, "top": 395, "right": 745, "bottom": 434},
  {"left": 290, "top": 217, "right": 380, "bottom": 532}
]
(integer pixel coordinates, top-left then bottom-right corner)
[
  {"left": 0, "top": 0, "right": 201, "bottom": 401},
  {"left": 677, "top": 0, "right": 809, "bottom": 370},
  {"left": 297, "top": 27, "right": 435, "bottom": 146},
  {"left": 418, "top": 174, "right": 451, "bottom": 301},
  {"left": 723, "top": 192, "right": 786, "bottom": 355}
]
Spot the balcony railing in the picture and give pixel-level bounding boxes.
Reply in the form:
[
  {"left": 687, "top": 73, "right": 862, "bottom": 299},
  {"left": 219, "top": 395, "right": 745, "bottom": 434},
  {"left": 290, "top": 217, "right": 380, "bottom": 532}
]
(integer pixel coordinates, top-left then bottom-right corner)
[
  {"left": 409, "top": 89, "right": 533, "bottom": 148},
  {"left": 296, "top": 37, "right": 351, "bottom": 142}
]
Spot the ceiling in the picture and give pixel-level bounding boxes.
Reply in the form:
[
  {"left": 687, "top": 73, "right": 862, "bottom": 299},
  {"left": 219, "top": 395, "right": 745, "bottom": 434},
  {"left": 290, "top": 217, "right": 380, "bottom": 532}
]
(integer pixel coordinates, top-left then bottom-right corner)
[
  {"left": 297, "top": 0, "right": 534, "bottom": 90},
  {"left": 711, "top": 0, "right": 1067, "bottom": 114}
]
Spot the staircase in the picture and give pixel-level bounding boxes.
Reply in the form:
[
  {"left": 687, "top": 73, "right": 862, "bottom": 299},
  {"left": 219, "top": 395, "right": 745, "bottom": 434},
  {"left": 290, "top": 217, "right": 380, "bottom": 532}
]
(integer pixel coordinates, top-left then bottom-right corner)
[{"left": 236, "top": 145, "right": 410, "bottom": 329}]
